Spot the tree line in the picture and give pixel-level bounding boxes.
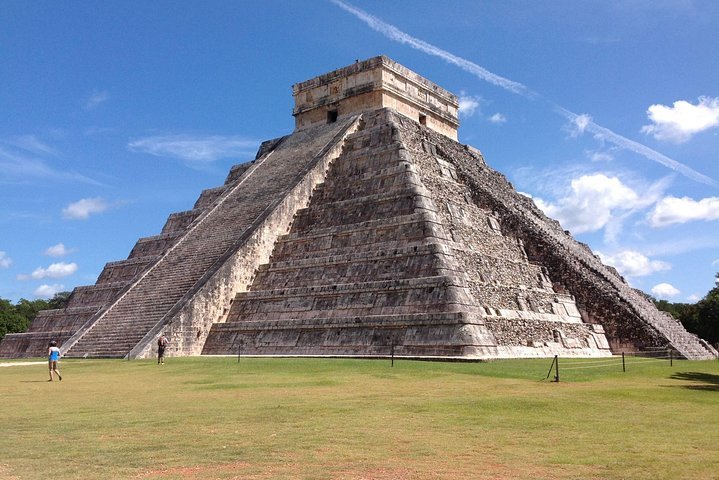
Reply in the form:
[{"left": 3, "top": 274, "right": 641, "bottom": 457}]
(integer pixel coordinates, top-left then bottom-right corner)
[{"left": 0, "top": 292, "right": 70, "bottom": 341}]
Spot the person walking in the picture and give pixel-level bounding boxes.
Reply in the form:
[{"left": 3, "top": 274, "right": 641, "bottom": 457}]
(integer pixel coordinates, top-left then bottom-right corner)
[
  {"left": 48, "top": 340, "right": 62, "bottom": 381},
  {"left": 157, "top": 334, "right": 168, "bottom": 364}
]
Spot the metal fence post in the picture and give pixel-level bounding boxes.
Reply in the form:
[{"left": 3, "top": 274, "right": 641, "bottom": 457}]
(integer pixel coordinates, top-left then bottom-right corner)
[{"left": 622, "top": 352, "right": 625, "bottom": 372}]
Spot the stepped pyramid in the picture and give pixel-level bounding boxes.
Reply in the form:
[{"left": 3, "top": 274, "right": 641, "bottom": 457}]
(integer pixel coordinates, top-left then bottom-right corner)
[{"left": 2, "top": 56, "right": 715, "bottom": 360}]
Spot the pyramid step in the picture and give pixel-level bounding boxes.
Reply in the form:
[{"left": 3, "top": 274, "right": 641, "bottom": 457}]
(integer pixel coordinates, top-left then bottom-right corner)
[
  {"left": 227, "top": 276, "right": 470, "bottom": 322},
  {"left": 312, "top": 163, "right": 420, "bottom": 205},
  {"left": 96, "top": 255, "right": 159, "bottom": 284},
  {"left": 259, "top": 242, "right": 446, "bottom": 272},
  {"left": 292, "top": 187, "right": 426, "bottom": 233},
  {"left": 65, "top": 282, "right": 129, "bottom": 309},
  {"left": 272, "top": 213, "right": 446, "bottom": 260},
  {"left": 253, "top": 243, "right": 451, "bottom": 289}
]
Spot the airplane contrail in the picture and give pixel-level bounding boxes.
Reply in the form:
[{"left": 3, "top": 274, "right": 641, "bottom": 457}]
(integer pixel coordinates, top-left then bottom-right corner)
[
  {"left": 554, "top": 107, "right": 718, "bottom": 186},
  {"left": 329, "top": 0, "right": 717, "bottom": 187},
  {"left": 329, "top": 0, "right": 533, "bottom": 97}
]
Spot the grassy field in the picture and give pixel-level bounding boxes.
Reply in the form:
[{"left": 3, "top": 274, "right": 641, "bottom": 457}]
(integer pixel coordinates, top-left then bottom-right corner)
[{"left": 1, "top": 356, "right": 718, "bottom": 480}]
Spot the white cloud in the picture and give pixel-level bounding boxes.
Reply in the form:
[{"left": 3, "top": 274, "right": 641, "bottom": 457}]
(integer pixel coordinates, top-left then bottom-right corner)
[
  {"left": 641, "top": 96, "right": 719, "bottom": 143},
  {"left": 62, "top": 197, "right": 110, "bottom": 220},
  {"left": 489, "top": 113, "right": 507, "bottom": 124},
  {"left": 83, "top": 90, "right": 109, "bottom": 111},
  {"left": 5, "top": 134, "right": 57, "bottom": 156},
  {"left": 458, "top": 94, "right": 481, "bottom": 118},
  {"left": 18, "top": 262, "right": 78, "bottom": 280},
  {"left": 128, "top": 135, "right": 258, "bottom": 163},
  {"left": 533, "top": 174, "right": 643, "bottom": 234},
  {"left": 647, "top": 196, "right": 719, "bottom": 227},
  {"left": 598, "top": 250, "right": 671, "bottom": 277},
  {"left": 34, "top": 284, "right": 65, "bottom": 299},
  {"left": 44, "top": 243, "right": 73, "bottom": 257},
  {"left": 587, "top": 150, "right": 614, "bottom": 162},
  {"left": 567, "top": 113, "right": 592, "bottom": 137},
  {"left": 687, "top": 294, "right": 701, "bottom": 303},
  {"left": 651, "top": 283, "right": 680, "bottom": 298},
  {"left": 0, "top": 251, "right": 11, "bottom": 268},
  {"left": 712, "top": 259, "right": 719, "bottom": 266}
]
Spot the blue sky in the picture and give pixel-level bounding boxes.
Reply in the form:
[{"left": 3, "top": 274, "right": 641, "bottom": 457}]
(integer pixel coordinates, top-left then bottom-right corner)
[{"left": 1, "top": 1, "right": 717, "bottom": 304}]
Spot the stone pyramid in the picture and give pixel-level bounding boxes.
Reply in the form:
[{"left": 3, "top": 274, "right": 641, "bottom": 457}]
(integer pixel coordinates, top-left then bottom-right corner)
[{"left": 2, "top": 56, "right": 715, "bottom": 360}]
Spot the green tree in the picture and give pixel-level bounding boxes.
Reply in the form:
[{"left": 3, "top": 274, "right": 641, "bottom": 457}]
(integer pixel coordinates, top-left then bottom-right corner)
[
  {"left": 0, "top": 292, "right": 71, "bottom": 341},
  {"left": 690, "top": 278, "right": 719, "bottom": 345},
  {"left": 0, "top": 299, "right": 30, "bottom": 340}
]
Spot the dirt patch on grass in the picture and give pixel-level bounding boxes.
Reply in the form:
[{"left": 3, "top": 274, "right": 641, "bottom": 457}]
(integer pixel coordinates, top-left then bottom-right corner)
[
  {"left": 0, "top": 464, "right": 20, "bottom": 480},
  {"left": 0, "top": 362, "right": 44, "bottom": 368},
  {"left": 134, "top": 460, "right": 595, "bottom": 480}
]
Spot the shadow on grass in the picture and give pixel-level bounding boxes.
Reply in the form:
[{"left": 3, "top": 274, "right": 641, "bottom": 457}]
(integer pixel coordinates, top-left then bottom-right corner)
[{"left": 670, "top": 371, "right": 719, "bottom": 391}]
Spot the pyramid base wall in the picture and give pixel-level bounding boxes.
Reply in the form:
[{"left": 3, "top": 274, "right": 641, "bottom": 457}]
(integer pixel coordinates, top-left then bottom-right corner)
[
  {"left": 201, "top": 312, "right": 611, "bottom": 359},
  {"left": 202, "top": 313, "right": 498, "bottom": 357}
]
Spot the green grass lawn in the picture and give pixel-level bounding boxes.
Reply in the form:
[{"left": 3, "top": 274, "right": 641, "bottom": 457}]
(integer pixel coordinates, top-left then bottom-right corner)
[{"left": 1, "top": 356, "right": 718, "bottom": 480}]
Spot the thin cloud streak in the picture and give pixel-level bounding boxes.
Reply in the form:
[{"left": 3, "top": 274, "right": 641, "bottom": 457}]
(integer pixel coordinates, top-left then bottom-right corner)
[
  {"left": 330, "top": 0, "right": 717, "bottom": 187},
  {"left": 128, "top": 135, "right": 258, "bottom": 163},
  {"left": 554, "top": 107, "right": 717, "bottom": 187},
  {"left": 329, "top": 0, "right": 533, "bottom": 97},
  {"left": 0, "top": 147, "right": 103, "bottom": 186}
]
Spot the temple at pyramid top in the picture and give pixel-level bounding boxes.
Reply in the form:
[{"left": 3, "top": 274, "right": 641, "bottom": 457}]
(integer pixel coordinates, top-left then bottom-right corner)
[{"left": 292, "top": 56, "right": 460, "bottom": 140}]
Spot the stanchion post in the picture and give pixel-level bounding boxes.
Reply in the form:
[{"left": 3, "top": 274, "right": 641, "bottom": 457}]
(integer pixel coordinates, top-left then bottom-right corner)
[
  {"left": 237, "top": 339, "right": 242, "bottom": 364},
  {"left": 554, "top": 355, "right": 560, "bottom": 382},
  {"left": 545, "top": 356, "right": 556, "bottom": 381},
  {"left": 622, "top": 352, "right": 625, "bottom": 372},
  {"left": 669, "top": 348, "right": 673, "bottom": 367}
]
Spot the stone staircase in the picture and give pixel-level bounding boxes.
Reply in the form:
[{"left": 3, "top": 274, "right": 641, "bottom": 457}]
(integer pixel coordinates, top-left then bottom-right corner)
[{"left": 61, "top": 117, "right": 360, "bottom": 358}]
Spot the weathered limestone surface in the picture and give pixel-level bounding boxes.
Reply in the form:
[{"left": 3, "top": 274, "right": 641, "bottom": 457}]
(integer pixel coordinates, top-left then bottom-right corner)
[
  {"left": 3, "top": 57, "right": 714, "bottom": 360},
  {"left": 392, "top": 111, "right": 716, "bottom": 359},
  {"left": 202, "top": 109, "right": 615, "bottom": 358}
]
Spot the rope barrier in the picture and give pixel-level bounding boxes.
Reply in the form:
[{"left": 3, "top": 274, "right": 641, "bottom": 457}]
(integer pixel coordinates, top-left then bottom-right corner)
[
  {"left": 623, "top": 356, "right": 673, "bottom": 364},
  {"left": 542, "top": 351, "right": 677, "bottom": 380},
  {"left": 559, "top": 358, "right": 622, "bottom": 366},
  {"left": 560, "top": 361, "right": 621, "bottom": 370}
]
